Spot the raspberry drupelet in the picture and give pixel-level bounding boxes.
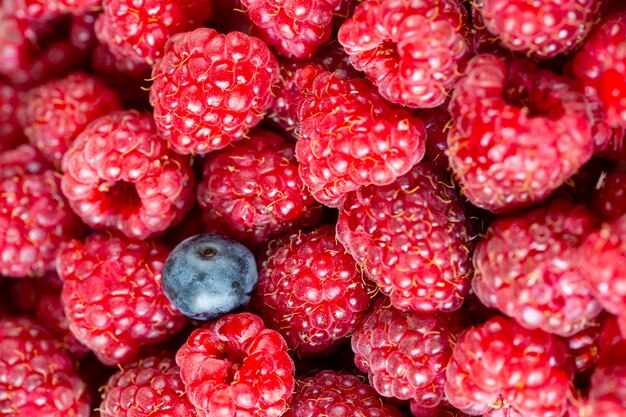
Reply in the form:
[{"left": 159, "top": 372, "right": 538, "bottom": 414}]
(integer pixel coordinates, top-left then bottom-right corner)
[
  {"left": 337, "top": 162, "right": 472, "bottom": 313},
  {"left": 447, "top": 54, "right": 594, "bottom": 213},
  {"left": 338, "top": 0, "right": 469, "bottom": 108},
  {"left": 0, "top": 79, "right": 26, "bottom": 151},
  {"left": 61, "top": 110, "right": 195, "bottom": 240},
  {"left": 57, "top": 232, "right": 187, "bottom": 366},
  {"left": 150, "top": 28, "right": 280, "bottom": 155}
]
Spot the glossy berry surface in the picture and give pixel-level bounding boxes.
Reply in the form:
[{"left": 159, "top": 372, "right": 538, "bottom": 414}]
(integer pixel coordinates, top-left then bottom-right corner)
[{"left": 162, "top": 233, "right": 258, "bottom": 321}]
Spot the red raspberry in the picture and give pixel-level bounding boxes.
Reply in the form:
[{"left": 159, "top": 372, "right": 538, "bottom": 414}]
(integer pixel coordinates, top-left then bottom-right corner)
[
  {"left": 57, "top": 232, "right": 187, "bottom": 366},
  {"left": 69, "top": 12, "right": 99, "bottom": 53},
  {"left": 447, "top": 54, "right": 594, "bottom": 213},
  {"left": 0, "top": 316, "right": 90, "bottom": 417},
  {"left": 475, "top": 0, "right": 602, "bottom": 59},
  {"left": 418, "top": 103, "right": 453, "bottom": 172},
  {"left": 241, "top": 0, "right": 342, "bottom": 59},
  {"left": 0, "top": 144, "right": 84, "bottom": 278},
  {"left": 588, "top": 364, "right": 626, "bottom": 415},
  {"left": 579, "top": 213, "right": 626, "bottom": 336},
  {"left": 95, "top": 0, "right": 213, "bottom": 65},
  {"left": 253, "top": 225, "right": 372, "bottom": 357},
  {"left": 176, "top": 312, "right": 295, "bottom": 417},
  {"left": 410, "top": 404, "right": 470, "bottom": 417},
  {"left": 351, "top": 297, "right": 465, "bottom": 408},
  {"left": 566, "top": 316, "right": 603, "bottom": 378},
  {"left": 150, "top": 28, "right": 280, "bottom": 155},
  {"left": 285, "top": 370, "right": 406, "bottom": 417},
  {"left": 100, "top": 354, "right": 197, "bottom": 417},
  {"left": 473, "top": 199, "right": 602, "bottom": 337},
  {"left": 337, "top": 162, "right": 472, "bottom": 313},
  {"left": 338, "top": 0, "right": 469, "bottom": 108},
  {"left": 445, "top": 316, "right": 573, "bottom": 417},
  {"left": 0, "top": 79, "right": 26, "bottom": 151},
  {"left": 592, "top": 170, "right": 626, "bottom": 221},
  {"left": 571, "top": 13, "right": 626, "bottom": 130},
  {"left": 197, "top": 129, "right": 322, "bottom": 249},
  {"left": 3, "top": 0, "right": 101, "bottom": 22},
  {"left": 296, "top": 67, "right": 426, "bottom": 207},
  {"left": 61, "top": 110, "right": 195, "bottom": 240},
  {"left": 19, "top": 72, "right": 122, "bottom": 166}
]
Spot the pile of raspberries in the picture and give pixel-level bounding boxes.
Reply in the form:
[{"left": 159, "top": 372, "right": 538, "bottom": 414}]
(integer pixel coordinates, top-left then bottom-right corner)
[{"left": 1, "top": 0, "right": 626, "bottom": 416}]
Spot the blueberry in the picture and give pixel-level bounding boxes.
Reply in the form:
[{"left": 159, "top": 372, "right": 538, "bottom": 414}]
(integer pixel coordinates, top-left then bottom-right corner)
[{"left": 162, "top": 234, "right": 258, "bottom": 321}]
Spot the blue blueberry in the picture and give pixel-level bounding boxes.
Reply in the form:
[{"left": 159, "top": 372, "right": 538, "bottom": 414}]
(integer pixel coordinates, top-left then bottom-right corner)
[{"left": 162, "top": 234, "right": 258, "bottom": 321}]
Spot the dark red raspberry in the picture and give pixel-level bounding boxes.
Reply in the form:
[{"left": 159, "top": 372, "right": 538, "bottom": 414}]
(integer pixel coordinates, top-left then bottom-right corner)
[
  {"left": 296, "top": 66, "right": 426, "bottom": 207},
  {"left": 241, "top": 0, "right": 343, "bottom": 58},
  {"left": 410, "top": 403, "right": 470, "bottom": 417},
  {"left": 3, "top": 0, "right": 101, "bottom": 22},
  {"left": 0, "top": 79, "right": 26, "bottom": 151},
  {"left": 588, "top": 364, "right": 626, "bottom": 415},
  {"left": 417, "top": 103, "right": 453, "bottom": 172},
  {"left": 474, "top": 0, "right": 602, "bottom": 59},
  {"left": 197, "top": 129, "right": 322, "bottom": 249},
  {"left": 253, "top": 225, "right": 372, "bottom": 357},
  {"left": 352, "top": 297, "right": 465, "bottom": 408},
  {"left": 592, "top": 170, "right": 626, "bottom": 221},
  {"left": 19, "top": 72, "right": 122, "bottom": 166},
  {"left": 150, "top": 28, "right": 280, "bottom": 155},
  {"left": 0, "top": 316, "right": 90, "bottom": 417},
  {"left": 285, "top": 370, "right": 406, "bottom": 417},
  {"left": 445, "top": 316, "right": 573, "bottom": 417},
  {"left": 57, "top": 232, "right": 187, "bottom": 366},
  {"left": 571, "top": 13, "right": 626, "bottom": 130},
  {"left": 95, "top": 0, "right": 213, "bottom": 65},
  {"left": 61, "top": 110, "right": 195, "bottom": 240},
  {"left": 566, "top": 316, "right": 603, "bottom": 378},
  {"left": 69, "top": 12, "right": 99, "bottom": 53},
  {"left": 338, "top": 0, "right": 469, "bottom": 108},
  {"left": 473, "top": 199, "right": 602, "bottom": 337},
  {"left": 0, "top": 144, "right": 84, "bottom": 278},
  {"left": 579, "top": 213, "right": 626, "bottom": 336},
  {"left": 100, "top": 354, "right": 198, "bottom": 417},
  {"left": 176, "top": 312, "right": 295, "bottom": 417},
  {"left": 447, "top": 54, "right": 594, "bottom": 213},
  {"left": 337, "top": 162, "right": 472, "bottom": 313}
]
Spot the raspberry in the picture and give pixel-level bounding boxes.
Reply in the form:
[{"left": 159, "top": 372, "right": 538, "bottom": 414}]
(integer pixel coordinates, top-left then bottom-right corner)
[
  {"left": 285, "top": 370, "right": 406, "bottom": 417},
  {"left": 579, "top": 213, "right": 626, "bottom": 336},
  {"left": 253, "top": 225, "right": 372, "bottom": 357},
  {"left": 198, "top": 129, "right": 322, "bottom": 249},
  {"left": 57, "top": 232, "right": 187, "bottom": 366},
  {"left": 296, "top": 67, "right": 426, "bottom": 207},
  {"left": 337, "top": 162, "right": 472, "bottom": 313},
  {"left": 3, "top": 0, "right": 101, "bottom": 22},
  {"left": 566, "top": 316, "right": 603, "bottom": 378},
  {"left": 338, "top": 0, "right": 469, "bottom": 108},
  {"left": 447, "top": 54, "right": 594, "bottom": 213},
  {"left": 0, "top": 316, "right": 90, "bottom": 417},
  {"left": 588, "top": 364, "right": 626, "bottom": 415},
  {"left": 150, "top": 28, "right": 280, "bottom": 155},
  {"left": 100, "top": 354, "right": 197, "bottom": 417},
  {"left": 95, "top": 0, "right": 213, "bottom": 65},
  {"left": 410, "top": 404, "right": 470, "bottom": 417},
  {"left": 241, "top": 0, "right": 342, "bottom": 58},
  {"left": 0, "top": 144, "right": 84, "bottom": 278},
  {"left": 592, "top": 170, "right": 626, "bottom": 221},
  {"left": 69, "top": 12, "right": 98, "bottom": 53},
  {"left": 0, "top": 79, "right": 26, "bottom": 151},
  {"left": 19, "top": 72, "right": 122, "bottom": 166},
  {"left": 61, "top": 110, "right": 195, "bottom": 240},
  {"left": 473, "top": 199, "right": 602, "bottom": 337},
  {"left": 418, "top": 103, "right": 453, "bottom": 172},
  {"left": 445, "top": 316, "right": 573, "bottom": 417},
  {"left": 176, "top": 312, "right": 295, "bottom": 417},
  {"left": 475, "top": 0, "right": 602, "bottom": 59}
]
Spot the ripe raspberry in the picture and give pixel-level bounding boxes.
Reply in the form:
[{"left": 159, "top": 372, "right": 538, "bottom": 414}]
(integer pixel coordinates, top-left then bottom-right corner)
[
  {"left": 0, "top": 144, "right": 84, "bottom": 278},
  {"left": 447, "top": 54, "right": 594, "bottom": 213},
  {"left": 241, "top": 0, "right": 342, "bottom": 58},
  {"left": 296, "top": 67, "right": 426, "bottom": 207},
  {"left": 571, "top": 13, "right": 626, "bottom": 130},
  {"left": 69, "top": 12, "right": 98, "bottom": 53},
  {"left": 95, "top": 0, "right": 213, "bottom": 65},
  {"left": 57, "top": 232, "right": 187, "bottom": 366},
  {"left": 338, "top": 0, "right": 469, "bottom": 108},
  {"left": 150, "top": 28, "right": 280, "bottom": 155},
  {"left": 3, "top": 0, "right": 101, "bottom": 22},
  {"left": 579, "top": 213, "right": 626, "bottom": 336},
  {"left": 417, "top": 103, "right": 453, "bottom": 172},
  {"left": 592, "top": 170, "right": 626, "bottom": 221},
  {"left": 61, "top": 110, "right": 195, "bottom": 240},
  {"left": 285, "top": 370, "right": 406, "bottom": 417},
  {"left": 351, "top": 297, "right": 465, "bottom": 408},
  {"left": 198, "top": 129, "right": 322, "bottom": 249},
  {"left": 475, "top": 0, "right": 602, "bottom": 59},
  {"left": 19, "top": 72, "right": 122, "bottom": 166},
  {"left": 337, "top": 162, "right": 472, "bottom": 313},
  {"left": 588, "top": 364, "right": 626, "bottom": 415},
  {"left": 473, "top": 199, "right": 602, "bottom": 337},
  {"left": 445, "top": 316, "right": 573, "bottom": 417},
  {"left": 566, "top": 316, "right": 602, "bottom": 378},
  {"left": 253, "top": 225, "right": 372, "bottom": 357},
  {"left": 176, "top": 312, "right": 295, "bottom": 417},
  {"left": 0, "top": 79, "right": 26, "bottom": 151},
  {"left": 0, "top": 316, "right": 90, "bottom": 417},
  {"left": 100, "top": 354, "right": 197, "bottom": 417}
]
